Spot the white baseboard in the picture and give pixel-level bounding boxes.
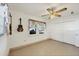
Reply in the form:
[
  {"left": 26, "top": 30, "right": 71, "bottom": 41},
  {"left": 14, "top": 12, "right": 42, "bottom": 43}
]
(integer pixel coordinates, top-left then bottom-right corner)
[{"left": 10, "top": 38, "right": 50, "bottom": 50}]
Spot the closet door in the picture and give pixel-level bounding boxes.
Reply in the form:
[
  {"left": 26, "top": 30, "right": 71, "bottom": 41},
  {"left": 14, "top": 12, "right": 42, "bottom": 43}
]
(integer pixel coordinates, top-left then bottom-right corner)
[
  {"left": 74, "top": 31, "right": 79, "bottom": 47},
  {"left": 0, "top": 4, "right": 9, "bottom": 56},
  {"left": 63, "top": 30, "right": 75, "bottom": 45},
  {"left": 0, "top": 4, "right": 8, "bottom": 36},
  {"left": 0, "top": 6, "right": 5, "bottom": 36}
]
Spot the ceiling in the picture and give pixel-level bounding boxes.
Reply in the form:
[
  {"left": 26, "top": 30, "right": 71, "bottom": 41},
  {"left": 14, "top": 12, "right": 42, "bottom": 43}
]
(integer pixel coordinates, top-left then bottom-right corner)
[{"left": 8, "top": 3, "right": 79, "bottom": 19}]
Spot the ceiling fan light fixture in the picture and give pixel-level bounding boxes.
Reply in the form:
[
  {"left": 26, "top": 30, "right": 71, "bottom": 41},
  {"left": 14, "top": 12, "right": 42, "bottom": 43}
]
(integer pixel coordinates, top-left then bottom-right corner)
[
  {"left": 47, "top": 8, "right": 51, "bottom": 11},
  {"left": 41, "top": 7, "right": 67, "bottom": 19}
]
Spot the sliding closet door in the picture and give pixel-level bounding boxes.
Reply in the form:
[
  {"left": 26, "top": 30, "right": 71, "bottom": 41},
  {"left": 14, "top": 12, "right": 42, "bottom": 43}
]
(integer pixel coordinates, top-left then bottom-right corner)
[{"left": 0, "top": 4, "right": 9, "bottom": 56}]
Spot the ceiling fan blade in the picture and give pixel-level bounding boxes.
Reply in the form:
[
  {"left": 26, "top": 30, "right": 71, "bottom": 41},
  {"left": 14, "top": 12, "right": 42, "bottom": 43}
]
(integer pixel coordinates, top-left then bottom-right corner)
[
  {"left": 55, "top": 14, "right": 61, "bottom": 17},
  {"left": 48, "top": 16, "right": 51, "bottom": 19},
  {"left": 48, "top": 14, "right": 52, "bottom": 19},
  {"left": 47, "top": 8, "right": 53, "bottom": 11},
  {"left": 47, "top": 8, "right": 54, "bottom": 14},
  {"left": 55, "top": 8, "right": 67, "bottom": 13},
  {"left": 53, "top": 13, "right": 61, "bottom": 17},
  {"left": 41, "top": 14, "right": 49, "bottom": 17}
]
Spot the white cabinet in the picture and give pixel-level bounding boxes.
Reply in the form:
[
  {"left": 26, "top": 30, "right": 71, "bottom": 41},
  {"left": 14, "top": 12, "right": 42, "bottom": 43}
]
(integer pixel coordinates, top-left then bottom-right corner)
[
  {"left": 74, "top": 31, "right": 79, "bottom": 47},
  {"left": 58, "top": 30, "right": 79, "bottom": 47},
  {"left": 63, "top": 31, "right": 75, "bottom": 45}
]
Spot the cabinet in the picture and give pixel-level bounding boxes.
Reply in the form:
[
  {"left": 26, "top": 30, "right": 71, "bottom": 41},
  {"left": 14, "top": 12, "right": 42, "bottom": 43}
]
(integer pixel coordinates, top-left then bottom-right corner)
[{"left": 74, "top": 31, "right": 79, "bottom": 47}]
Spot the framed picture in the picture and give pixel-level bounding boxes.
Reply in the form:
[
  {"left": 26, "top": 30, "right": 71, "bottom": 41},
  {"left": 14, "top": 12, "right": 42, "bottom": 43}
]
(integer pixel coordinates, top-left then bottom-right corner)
[
  {"left": 28, "top": 19, "right": 46, "bottom": 35},
  {"left": 38, "top": 22, "right": 46, "bottom": 34},
  {"left": 29, "top": 19, "right": 36, "bottom": 34}
]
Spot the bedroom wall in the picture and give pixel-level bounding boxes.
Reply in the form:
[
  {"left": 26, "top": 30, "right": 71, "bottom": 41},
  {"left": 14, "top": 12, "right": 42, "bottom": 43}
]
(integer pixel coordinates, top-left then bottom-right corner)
[
  {"left": 9, "top": 4, "right": 79, "bottom": 49},
  {"left": 9, "top": 9, "right": 49, "bottom": 48}
]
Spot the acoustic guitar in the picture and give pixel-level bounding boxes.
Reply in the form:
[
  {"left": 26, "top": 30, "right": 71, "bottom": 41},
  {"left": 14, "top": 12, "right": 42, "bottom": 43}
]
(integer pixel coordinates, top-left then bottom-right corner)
[{"left": 17, "top": 18, "right": 23, "bottom": 32}]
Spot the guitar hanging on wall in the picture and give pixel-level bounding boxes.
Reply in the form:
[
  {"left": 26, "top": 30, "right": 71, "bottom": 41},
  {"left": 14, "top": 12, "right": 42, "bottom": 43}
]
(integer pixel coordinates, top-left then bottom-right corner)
[
  {"left": 17, "top": 18, "right": 23, "bottom": 32},
  {"left": 9, "top": 13, "right": 12, "bottom": 35}
]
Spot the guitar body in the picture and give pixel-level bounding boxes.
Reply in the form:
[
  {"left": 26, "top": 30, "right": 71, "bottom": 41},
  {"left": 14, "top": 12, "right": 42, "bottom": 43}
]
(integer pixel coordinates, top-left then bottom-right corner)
[
  {"left": 17, "top": 25, "right": 23, "bottom": 32},
  {"left": 17, "top": 18, "right": 23, "bottom": 32}
]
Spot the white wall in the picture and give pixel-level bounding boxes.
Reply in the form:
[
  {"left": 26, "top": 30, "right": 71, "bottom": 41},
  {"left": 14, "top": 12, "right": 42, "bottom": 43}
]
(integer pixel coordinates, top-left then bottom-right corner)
[
  {"left": 48, "top": 15, "right": 79, "bottom": 47},
  {"left": 9, "top": 9, "right": 49, "bottom": 48}
]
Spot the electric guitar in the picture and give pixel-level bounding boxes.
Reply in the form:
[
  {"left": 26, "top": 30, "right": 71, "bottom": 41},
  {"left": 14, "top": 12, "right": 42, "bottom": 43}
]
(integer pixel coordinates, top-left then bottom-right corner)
[{"left": 9, "top": 13, "right": 12, "bottom": 35}]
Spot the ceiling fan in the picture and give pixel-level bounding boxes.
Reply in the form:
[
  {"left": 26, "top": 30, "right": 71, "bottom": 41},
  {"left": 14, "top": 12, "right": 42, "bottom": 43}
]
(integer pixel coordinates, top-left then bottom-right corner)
[{"left": 41, "top": 7, "right": 67, "bottom": 19}]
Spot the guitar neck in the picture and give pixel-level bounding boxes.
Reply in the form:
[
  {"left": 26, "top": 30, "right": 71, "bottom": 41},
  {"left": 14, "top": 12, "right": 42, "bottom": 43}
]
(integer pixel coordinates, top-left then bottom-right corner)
[
  {"left": 10, "top": 17, "right": 12, "bottom": 24},
  {"left": 9, "top": 13, "right": 12, "bottom": 35},
  {"left": 20, "top": 18, "right": 22, "bottom": 25},
  {"left": 10, "top": 13, "right": 12, "bottom": 24}
]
